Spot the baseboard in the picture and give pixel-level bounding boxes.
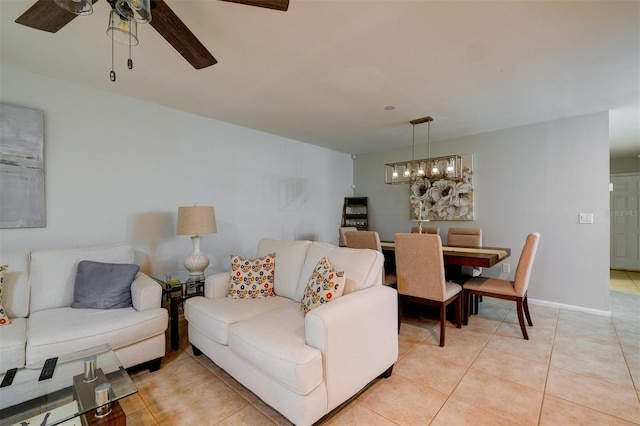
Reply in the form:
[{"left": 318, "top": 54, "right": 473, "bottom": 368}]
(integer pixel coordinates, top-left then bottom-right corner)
[{"left": 528, "top": 298, "right": 611, "bottom": 317}]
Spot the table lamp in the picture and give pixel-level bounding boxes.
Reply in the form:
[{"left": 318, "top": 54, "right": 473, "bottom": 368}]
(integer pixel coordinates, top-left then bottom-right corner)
[{"left": 176, "top": 206, "right": 217, "bottom": 276}]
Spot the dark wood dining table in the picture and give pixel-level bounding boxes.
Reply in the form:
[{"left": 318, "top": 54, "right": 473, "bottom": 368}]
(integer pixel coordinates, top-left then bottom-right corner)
[{"left": 380, "top": 241, "right": 510, "bottom": 269}]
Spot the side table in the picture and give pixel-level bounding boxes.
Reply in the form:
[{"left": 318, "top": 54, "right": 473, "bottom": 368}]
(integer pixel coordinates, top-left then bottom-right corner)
[{"left": 152, "top": 272, "right": 208, "bottom": 350}]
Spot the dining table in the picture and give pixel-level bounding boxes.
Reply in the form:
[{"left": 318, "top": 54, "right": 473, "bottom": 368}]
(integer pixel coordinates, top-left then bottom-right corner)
[{"left": 379, "top": 241, "right": 511, "bottom": 269}]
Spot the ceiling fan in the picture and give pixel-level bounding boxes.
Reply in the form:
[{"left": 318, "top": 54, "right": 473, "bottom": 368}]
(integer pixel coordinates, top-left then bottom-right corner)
[{"left": 15, "top": 0, "right": 289, "bottom": 70}]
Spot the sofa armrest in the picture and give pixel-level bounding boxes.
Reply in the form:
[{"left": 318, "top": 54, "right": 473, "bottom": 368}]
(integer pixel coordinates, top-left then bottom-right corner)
[
  {"left": 305, "top": 285, "right": 398, "bottom": 411},
  {"left": 131, "top": 273, "right": 163, "bottom": 312},
  {"left": 204, "top": 271, "right": 230, "bottom": 299}
]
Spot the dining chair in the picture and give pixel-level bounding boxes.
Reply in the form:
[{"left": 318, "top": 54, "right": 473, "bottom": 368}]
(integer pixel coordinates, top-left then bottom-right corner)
[
  {"left": 447, "top": 227, "right": 483, "bottom": 313},
  {"left": 410, "top": 226, "right": 440, "bottom": 235},
  {"left": 338, "top": 226, "right": 358, "bottom": 247},
  {"left": 462, "top": 232, "right": 540, "bottom": 340},
  {"left": 395, "top": 233, "right": 462, "bottom": 347},
  {"left": 345, "top": 231, "right": 396, "bottom": 287}
]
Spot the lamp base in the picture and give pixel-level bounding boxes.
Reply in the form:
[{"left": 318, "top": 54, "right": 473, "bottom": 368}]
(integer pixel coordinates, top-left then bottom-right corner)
[{"left": 184, "top": 235, "right": 209, "bottom": 276}]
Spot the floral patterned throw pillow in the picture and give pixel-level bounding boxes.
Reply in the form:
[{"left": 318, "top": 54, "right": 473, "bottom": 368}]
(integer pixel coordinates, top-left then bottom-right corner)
[
  {"left": 0, "top": 265, "right": 11, "bottom": 326},
  {"left": 228, "top": 253, "right": 276, "bottom": 299},
  {"left": 301, "top": 257, "right": 345, "bottom": 314}
]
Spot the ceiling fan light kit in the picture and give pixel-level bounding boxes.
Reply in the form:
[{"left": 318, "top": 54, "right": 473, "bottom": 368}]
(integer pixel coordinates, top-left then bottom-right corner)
[
  {"left": 53, "top": 0, "right": 94, "bottom": 16},
  {"left": 106, "top": 9, "right": 138, "bottom": 46},
  {"left": 115, "top": 0, "right": 151, "bottom": 24}
]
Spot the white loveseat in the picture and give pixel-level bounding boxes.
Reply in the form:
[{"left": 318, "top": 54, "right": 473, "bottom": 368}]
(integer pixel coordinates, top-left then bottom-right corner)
[
  {"left": 0, "top": 244, "right": 168, "bottom": 374},
  {"left": 184, "top": 238, "right": 398, "bottom": 426}
]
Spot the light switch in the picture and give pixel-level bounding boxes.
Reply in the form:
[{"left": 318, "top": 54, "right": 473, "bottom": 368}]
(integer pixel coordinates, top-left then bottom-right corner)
[{"left": 579, "top": 213, "right": 594, "bottom": 224}]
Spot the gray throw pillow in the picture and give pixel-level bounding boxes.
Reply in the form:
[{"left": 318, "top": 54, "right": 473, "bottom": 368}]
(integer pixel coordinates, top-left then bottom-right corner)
[{"left": 71, "top": 260, "right": 140, "bottom": 309}]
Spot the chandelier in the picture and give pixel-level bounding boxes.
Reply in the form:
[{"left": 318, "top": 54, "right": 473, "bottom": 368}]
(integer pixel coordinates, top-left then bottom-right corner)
[{"left": 384, "top": 116, "right": 461, "bottom": 185}]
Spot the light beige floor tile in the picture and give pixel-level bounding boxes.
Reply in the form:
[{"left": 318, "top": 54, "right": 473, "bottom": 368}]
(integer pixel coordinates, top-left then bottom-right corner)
[
  {"left": 358, "top": 373, "right": 448, "bottom": 425},
  {"left": 133, "top": 355, "right": 213, "bottom": 406},
  {"left": 322, "top": 403, "right": 397, "bottom": 426},
  {"left": 472, "top": 345, "right": 549, "bottom": 391},
  {"left": 550, "top": 350, "right": 635, "bottom": 389},
  {"left": 452, "top": 369, "right": 543, "bottom": 426},
  {"left": 398, "top": 321, "right": 436, "bottom": 359},
  {"left": 540, "top": 394, "right": 638, "bottom": 425},
  {"left": 545, "top": 367, "right": 640, "bottom": 423},
  {"left": 621, "top": 344, "right": 640, "bottom": 391},
  {"left": 430, "top": 397, "right": 520, "bottom": 426},
  {"left": 494, "top": 318, "right": 556, "bottom": 343},
  {"left": 251, "top": 397, "right": 293, "bottom": 425},
  {"left": 553, "top": 332, "right": 626, "bottom": 364},
  {"left": 123, "top": 407, "right": 160, "bottom": 425},
  {"left": 394, "top": 347, "right": 469, "bottom": 395},
  {"left": 147, "top": 376, "right": 249, "bottom": 425},
  {"left": 614, "top": 316, "right": 640, "bottom": 334},
  {"left": 463, "top": 314, "right": 503, "bottom": 333},
  {"left": 215, "top": 405, "right": 278, "bottom": 425},
  {"left": 556, "top": 318, "right": 619, "bottom": 344},
  {"left": 558, "top": 309, "right": 616, "bottom": 329},
  {"left": 617, "top": 329, "right": 640, "bottom": 350},
  {"left": 485, "top": 333, "right": 553, "bottom": 364},
  {"left": 118, "top": 392, "right": 146, "bottom": 415}
]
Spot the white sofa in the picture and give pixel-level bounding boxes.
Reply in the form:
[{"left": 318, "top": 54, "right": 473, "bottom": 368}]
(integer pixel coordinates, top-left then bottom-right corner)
[
  {"left": 184, "top": 238, "right": 398, "bottom": 426},
  {"left": 0, "top": 244, "right": 168, "bottom": 374}
]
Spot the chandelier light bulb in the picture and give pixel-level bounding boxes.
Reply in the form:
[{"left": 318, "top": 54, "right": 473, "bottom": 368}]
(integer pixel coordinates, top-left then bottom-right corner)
[
  {"left": 418, "top": 162, "right": 425, "bottom": 176},
  {"left": 392, "top": 166, "right": 399, "bottom": 178},
  {"left": 404, "top": 164, "right": 411, "bottom": 177}
]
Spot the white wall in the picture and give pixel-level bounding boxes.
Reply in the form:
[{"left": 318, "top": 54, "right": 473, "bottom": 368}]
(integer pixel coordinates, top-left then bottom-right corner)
[
  {"left": 354, "top": 113, "right": 611, "bottom": 312},
  {"left": 0, "top": 66, "right": 353, "bottom": 276}
]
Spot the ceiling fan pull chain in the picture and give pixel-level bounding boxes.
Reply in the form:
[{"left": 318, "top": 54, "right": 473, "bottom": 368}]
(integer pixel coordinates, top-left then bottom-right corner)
[
  {"left": 110, "top": 27, "right": 116, "bottom": 82},
  {"left": 127, "top": 27, "right": 133, "bottom": 70}
]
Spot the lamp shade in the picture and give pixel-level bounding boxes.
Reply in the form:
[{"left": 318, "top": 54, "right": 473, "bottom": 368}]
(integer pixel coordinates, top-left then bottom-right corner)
[
  {"left": 53, "top": 0, "right": 93, "bottom": 15},
  {"left": 177, "top": 206, "right": 217, "bottom": 236}
]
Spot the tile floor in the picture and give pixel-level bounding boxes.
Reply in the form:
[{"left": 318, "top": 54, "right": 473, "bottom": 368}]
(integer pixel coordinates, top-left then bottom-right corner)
[{"left": 121, "top": 271, "right": 640, "bottom": 425}]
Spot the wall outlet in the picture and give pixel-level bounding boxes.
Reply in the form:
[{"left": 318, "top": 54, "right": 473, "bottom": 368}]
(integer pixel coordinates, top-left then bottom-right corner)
[
  {"left": 501, "top": 263, "right": 510, "bottom": 273},
  {"left": 579, "top": 213, "right": 594, "bottom": 224}
]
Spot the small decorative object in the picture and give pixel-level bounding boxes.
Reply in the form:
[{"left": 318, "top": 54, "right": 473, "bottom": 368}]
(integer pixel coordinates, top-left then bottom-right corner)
[
  {"left": 94, "top": 382, "right": 112, "bottom": 418},
  {"left": 0, "top": 264, "right": 10, "bottom": 326},
  {"left": 177, "top": 206, "right": 217, "bottom": 276}
]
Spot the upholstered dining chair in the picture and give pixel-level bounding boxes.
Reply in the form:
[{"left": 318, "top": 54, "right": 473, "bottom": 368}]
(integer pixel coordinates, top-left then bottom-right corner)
[
  {"left": 462, "top": 232, "right": 540, "bottom": 340},
  {"left": 345, "top": 231, "right": 396, "bottom": 287},
  {"left": 447, "top": 227, "right": 483, "bottom": 313},
  {"left": 338, "top": 226, "right": 358, "bottom": 247},
  {"left": 395, "top": 233, "right": 462, "bottom": 347},
  {"left": 410, "top": 226, "right": 440, "bottom": 235}
]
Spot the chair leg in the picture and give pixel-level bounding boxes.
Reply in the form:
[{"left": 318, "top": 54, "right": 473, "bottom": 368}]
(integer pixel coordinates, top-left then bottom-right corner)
[
  {"left": 473, "top": 294, "right": 479, "bottom": 314},
  {"left": 462, "top": 290, "right": 469, "bottom": 325},
  {"left": 439, "top": 302, "right": 446, "bottom": 347},
  {"left": 523, "top": 294, "right": 533, "bottom": 326},
  {"left": 516, "top": 297, "right": 529, "bottom": 340},
  {"left": 455, "top": 294, "right": 462, "bottom": 328}
]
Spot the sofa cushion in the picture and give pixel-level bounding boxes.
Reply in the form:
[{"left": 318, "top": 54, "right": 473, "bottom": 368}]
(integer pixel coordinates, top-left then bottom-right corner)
[
  {"left": 184, "top": 296, "right": 294, "bottom": 345},
  {"left": 295, "top": 242, "right": 384, "bottom": 301},
  {"left": 228, "top": 253, "right": 276, "bottom": 299},
  {"left": 30, "top": 245, "right": 134, "bottom": 314},
  {"left": 228, "top": 303, "right": 323, "bottom": 395},
  {"left": 71, "top": 261, "right": 140, "bottom": 309},
  {"left": 0, "top": 251, "right": 30, "bottom": 318},
  {"left": 26, "top": 306, "right": 167, "bottom": 365},
  {"left": 300, "top": 257, "right": 345, "bottom": 313},
  {"left": 257, "top": 239, "right": 311, "bottom": 300},
  {"left": 0, "top": 317, "right": 27, "bottom": 373}
]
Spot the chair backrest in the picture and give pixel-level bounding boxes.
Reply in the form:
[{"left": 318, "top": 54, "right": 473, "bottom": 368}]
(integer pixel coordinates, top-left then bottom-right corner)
[
  {"left": 514, "top": 232, "right": 541, "bottom": 296},
  {"left": 410, "top": 226, "right": 440, "bottom": 235},
  {"left": 394, "top": 233, "right": 446, "bottom": 301},
  {"left": 447, "top": 227, "right": 482, "bottom": 247},
  {"left": 345, "top": 231, "right": 382, "bottom": 251},
  {"left": 339, "top": 227, "right": 358, "bottom": 246}
]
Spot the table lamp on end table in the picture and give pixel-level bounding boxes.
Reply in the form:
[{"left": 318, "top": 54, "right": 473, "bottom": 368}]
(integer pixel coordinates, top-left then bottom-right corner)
[{"left": 176, "top": 205, "right": 217, "bottom": 276}]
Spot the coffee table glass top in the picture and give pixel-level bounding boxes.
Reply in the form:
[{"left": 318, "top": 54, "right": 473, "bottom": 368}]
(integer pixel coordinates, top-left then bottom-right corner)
[{"left": 0, "top": 344, "right": 136, "bottom": 426}]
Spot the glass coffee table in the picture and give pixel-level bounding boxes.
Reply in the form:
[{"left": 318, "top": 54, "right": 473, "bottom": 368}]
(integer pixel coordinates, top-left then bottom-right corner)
[{"left": 0, "top": 344, "right": 136, "bottom": 426}]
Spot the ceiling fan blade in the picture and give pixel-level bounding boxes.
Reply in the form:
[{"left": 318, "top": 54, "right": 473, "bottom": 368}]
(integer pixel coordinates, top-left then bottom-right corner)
[
  {"left": 220, "top": 0, "right": 289, "bottom": 12},
  {"left": 149, "top": 0, "right": 217, "bottom": 69},
  {"left": 15, "top": 0, "right": 99, "bottom": 33}
]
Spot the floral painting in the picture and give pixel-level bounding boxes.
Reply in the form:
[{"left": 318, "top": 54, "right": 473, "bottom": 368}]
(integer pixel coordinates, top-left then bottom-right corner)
[{"left": 410, "top": 154, "right": 474, "bottom": 221}]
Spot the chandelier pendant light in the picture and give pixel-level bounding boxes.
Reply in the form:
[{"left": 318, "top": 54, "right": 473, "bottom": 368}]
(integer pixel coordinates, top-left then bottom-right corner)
[
  {"left": 53, "top": 0, "right": 93, "bottom": 15},
  {"left": 106, "top": 5, "right": 141, "bottom": 82},
  {"left": 385, "top": 116, "right": 462, "bottom": 185}
]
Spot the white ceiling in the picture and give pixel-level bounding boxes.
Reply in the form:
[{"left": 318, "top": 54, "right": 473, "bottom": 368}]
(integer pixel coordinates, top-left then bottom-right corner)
[{"left": 1, "top": 0, "right": 638, "bottom": 159}]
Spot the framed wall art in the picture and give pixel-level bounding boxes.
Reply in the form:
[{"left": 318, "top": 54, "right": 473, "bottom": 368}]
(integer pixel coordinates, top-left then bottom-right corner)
[
  {"left": 410, "top": 154, "right": 474, "bottom": 221},
  {"left": 0, "top": 103, "right": 45, "bottom": 228}
]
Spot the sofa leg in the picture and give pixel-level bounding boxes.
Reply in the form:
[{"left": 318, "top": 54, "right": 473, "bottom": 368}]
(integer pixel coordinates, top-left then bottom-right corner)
[
  {"left": 148, "top": 357, "right": 162, "bottom": 372},
  {"left": 381, "top": 365, "right": 394, "bottom": 378},
  {"left": 192, "top": 345, "right": 203, "bottom": 356}
]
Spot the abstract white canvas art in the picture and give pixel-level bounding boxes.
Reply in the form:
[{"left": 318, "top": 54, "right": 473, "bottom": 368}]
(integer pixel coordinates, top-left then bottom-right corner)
[{"left": 0, "top": 103, "right": 45, "bottom": 228}]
